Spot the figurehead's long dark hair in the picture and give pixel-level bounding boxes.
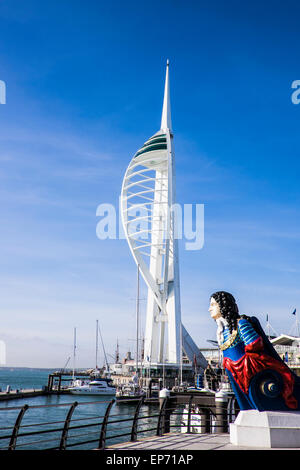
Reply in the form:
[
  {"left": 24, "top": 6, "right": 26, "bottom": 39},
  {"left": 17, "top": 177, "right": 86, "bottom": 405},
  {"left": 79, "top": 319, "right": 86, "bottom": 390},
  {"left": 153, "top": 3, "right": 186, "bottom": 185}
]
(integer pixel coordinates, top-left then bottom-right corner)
[{"left": 210, "top": 291, "right": 242, "bottom": 333}]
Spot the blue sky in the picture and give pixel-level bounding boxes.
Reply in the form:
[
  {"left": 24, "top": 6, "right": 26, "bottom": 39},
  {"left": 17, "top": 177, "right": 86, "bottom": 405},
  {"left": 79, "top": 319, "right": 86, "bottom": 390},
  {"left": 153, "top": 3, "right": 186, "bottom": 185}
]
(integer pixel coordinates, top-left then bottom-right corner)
[{"left": 1, "top": 0, "right": 300, "bottom": 367}]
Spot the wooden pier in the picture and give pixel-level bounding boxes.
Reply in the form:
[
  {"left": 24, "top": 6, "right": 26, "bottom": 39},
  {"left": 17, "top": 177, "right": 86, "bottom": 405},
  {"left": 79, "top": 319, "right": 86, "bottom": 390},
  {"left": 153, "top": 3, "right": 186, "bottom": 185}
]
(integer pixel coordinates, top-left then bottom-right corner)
[
  {"left": 0, "top": 388, "right": 70, "bottom": 401},
  {"left": 47, "top": 370, "right": 94, "bottom": 392}
]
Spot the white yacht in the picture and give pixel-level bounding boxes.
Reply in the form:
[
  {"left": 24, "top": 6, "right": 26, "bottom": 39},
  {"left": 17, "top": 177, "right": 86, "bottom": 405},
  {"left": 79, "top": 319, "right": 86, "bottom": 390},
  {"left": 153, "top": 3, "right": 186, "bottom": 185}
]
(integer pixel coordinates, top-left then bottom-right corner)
[{"left": 68, "top": 378, "right": 116, "bottom": 396}]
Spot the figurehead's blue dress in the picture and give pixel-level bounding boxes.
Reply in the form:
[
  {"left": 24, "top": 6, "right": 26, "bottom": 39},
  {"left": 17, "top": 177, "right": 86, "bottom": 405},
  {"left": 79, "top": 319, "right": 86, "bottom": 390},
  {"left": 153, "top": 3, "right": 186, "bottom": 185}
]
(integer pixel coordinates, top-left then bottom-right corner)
[{"left": 221, "top": 317, "right": 298, "bottom": 411}]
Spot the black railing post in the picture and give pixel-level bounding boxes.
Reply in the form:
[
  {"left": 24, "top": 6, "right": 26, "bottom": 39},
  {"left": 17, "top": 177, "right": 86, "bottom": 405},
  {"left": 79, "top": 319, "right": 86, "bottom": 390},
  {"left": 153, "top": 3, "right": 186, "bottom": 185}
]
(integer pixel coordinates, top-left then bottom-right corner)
[
  {"left": 58, "top": 374, "right": 62, "bottom": 393},
  {"left": 130, "top": 397, "right": 145, "bottom": 441},
  {"left": 98, "top": 399, "right": 115, "bottom": 450},
  {"left": 8, "top": 404, "right": 29, "bottom": 450},
  {"left": 59, "top": 401, "right": 78, "bottom": 450},
  {"left": 156, "top": 397, "right": 167, "bottom": 436},
  {"left": 198, "top": 407, "right": 211, "bottom": 434},
  {"left": 163, "top": 396, "right": 176, "bottom": 434},
  {"left": 187, "top": 395, "right": 193, "bottom": 434}
]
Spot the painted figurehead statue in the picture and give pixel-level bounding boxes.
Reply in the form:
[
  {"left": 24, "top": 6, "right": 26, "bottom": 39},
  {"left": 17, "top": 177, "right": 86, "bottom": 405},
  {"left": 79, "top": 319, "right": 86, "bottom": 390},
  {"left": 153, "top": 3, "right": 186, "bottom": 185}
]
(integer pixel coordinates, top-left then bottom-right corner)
[{"left": 209, "top": 291, "right": 300, "bottom": 411}]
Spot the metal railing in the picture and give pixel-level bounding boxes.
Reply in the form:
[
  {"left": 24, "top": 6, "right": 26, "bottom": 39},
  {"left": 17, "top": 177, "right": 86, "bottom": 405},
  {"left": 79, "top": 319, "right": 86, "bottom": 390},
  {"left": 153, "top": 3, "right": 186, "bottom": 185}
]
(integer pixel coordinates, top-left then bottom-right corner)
[{"left": 0, "top": 394, "right": 239, "bottom": 450}]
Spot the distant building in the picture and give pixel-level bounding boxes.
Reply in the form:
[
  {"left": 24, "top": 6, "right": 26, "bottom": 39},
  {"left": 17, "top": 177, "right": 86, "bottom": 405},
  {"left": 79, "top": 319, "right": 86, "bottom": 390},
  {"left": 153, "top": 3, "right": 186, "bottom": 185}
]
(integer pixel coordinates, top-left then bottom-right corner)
[
  {"left": 271, "top": 335, "right": 300, "bottom": 376},
  {"left": 199, "top": 347, "right": 220, "bottom": 368}
]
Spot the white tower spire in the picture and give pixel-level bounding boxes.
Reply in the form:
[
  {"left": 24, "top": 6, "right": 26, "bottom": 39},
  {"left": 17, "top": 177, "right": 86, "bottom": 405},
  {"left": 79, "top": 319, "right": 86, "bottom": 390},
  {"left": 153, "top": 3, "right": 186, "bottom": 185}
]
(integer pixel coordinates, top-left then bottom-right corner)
[
  {"left": 160, "top": 60, "right": 172, "bottom": 132},
  {"left": 120, "top": 63, "right": 207, "bottom": 371}
]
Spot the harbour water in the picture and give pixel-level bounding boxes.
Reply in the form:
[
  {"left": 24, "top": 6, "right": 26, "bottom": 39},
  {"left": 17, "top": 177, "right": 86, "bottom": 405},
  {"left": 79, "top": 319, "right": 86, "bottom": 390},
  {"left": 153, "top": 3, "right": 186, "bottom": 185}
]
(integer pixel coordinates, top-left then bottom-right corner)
[
  {"left": 0, "top": 367, "right": 54, "bottom": 392},
  {"left": 0, "top": 367, "right": 166, "bottom": 450}
]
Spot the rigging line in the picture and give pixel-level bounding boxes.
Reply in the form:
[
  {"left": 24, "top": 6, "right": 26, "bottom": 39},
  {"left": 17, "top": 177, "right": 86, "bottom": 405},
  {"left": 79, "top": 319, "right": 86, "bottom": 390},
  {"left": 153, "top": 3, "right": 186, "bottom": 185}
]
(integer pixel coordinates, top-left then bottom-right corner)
[{"left": 98, "top": 325, "right": 109, "bottom": 371}]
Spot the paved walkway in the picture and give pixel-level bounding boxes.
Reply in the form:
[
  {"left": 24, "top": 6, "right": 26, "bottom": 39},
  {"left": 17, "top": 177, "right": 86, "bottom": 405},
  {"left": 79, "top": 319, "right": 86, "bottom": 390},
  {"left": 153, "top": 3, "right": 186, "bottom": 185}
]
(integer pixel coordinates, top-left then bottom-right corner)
[{"left": 107, "top": 433, "right": 300, "bottom": 451}]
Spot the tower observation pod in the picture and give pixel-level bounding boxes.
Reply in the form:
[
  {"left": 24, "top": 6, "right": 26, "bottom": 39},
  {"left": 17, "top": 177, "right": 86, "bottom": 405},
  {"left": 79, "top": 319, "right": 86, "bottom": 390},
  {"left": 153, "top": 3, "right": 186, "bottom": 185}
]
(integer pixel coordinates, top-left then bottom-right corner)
[{"left": 121, "top": 62, "right": 207, "bottom": 374}]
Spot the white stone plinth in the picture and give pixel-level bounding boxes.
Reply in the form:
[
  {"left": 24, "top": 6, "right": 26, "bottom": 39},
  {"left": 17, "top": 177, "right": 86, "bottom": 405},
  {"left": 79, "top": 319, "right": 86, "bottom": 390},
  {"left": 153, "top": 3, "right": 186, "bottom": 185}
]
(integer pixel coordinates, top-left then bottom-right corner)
[{"left": 230, "top": 410, "right": 300, "bottom": 448}]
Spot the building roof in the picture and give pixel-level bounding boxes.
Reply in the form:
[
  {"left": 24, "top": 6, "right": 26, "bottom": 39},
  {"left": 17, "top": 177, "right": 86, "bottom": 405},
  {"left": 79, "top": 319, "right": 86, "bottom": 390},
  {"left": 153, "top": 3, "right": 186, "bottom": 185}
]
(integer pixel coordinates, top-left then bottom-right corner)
[{"left": 270, "top": 334, "right": 300, "bottom": 346}]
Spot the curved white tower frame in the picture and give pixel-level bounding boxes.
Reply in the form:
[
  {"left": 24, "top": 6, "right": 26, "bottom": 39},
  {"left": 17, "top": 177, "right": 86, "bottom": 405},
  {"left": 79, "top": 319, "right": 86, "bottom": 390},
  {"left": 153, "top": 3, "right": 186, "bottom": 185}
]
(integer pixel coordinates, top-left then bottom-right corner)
[{"left": 121, "top": 62, "right": 207, "bottom": 370}]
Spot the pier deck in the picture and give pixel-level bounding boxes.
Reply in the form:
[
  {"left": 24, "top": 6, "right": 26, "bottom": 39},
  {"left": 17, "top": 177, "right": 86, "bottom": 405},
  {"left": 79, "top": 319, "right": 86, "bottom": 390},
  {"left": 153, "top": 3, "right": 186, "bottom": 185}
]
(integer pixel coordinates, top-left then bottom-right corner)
[
  {"left": 0, "top": 388, "right": 70, "bottom": 401},
  {"left": 107, "top": 433, "right": 300, "bottom": 451}
]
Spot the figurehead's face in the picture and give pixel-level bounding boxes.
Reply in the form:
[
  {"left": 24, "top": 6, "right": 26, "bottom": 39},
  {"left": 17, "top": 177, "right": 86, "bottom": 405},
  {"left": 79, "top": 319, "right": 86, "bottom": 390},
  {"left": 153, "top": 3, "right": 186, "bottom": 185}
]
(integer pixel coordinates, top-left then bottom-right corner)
[{"left": 209, "top": 297, "right": 222, "bottom": 320}]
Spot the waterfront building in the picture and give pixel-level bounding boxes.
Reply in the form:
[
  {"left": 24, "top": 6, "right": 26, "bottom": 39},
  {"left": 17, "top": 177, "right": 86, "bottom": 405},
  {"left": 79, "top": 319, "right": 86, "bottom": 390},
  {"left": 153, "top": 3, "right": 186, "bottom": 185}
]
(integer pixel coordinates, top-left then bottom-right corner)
[{"left": 271, "top": 334, "right": 300, "bottom": 376}]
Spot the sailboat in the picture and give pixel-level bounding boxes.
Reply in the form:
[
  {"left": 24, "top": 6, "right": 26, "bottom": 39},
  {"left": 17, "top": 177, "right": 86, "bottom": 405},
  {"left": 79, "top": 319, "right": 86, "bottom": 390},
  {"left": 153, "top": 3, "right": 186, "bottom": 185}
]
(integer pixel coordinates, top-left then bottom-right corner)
[{"left": 68, "top": 322, "right": 116, "bottom": 396}]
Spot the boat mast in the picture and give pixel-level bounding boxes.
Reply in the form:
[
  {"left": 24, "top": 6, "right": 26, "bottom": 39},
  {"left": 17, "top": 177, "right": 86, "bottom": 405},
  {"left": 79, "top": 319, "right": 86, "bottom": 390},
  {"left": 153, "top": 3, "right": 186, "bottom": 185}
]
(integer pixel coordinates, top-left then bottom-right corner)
[
  {"left": 96, "top": 319, "right": 99, "bottom": 369},
  {"left": 294, "top": 309, "right": 300, "bottom": 337},
  {"left": 266, "top": 314, "right": 270, "bottom": 339},
  {"left": 99, "top": 324, "right": 109, "bottom": 372},
  {"left": 136, "top": 264, "right": 140, "bottom": 378},
  {"left": 72, "top": 327, "right": 77, "bottom": 380},
  {"left": 115, "top": 338, "right": 120, "bottom": 363},
  {"left": 180, "top": 323, "right": 183, "bottom": 385}
]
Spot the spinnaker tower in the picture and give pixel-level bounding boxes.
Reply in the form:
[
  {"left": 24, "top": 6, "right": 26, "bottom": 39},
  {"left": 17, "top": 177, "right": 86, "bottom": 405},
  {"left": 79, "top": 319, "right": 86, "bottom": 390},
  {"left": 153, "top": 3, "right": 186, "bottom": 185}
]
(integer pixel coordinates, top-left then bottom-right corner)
[{"left": 120, "top": 62, "right": 207, "bottom": 374}]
